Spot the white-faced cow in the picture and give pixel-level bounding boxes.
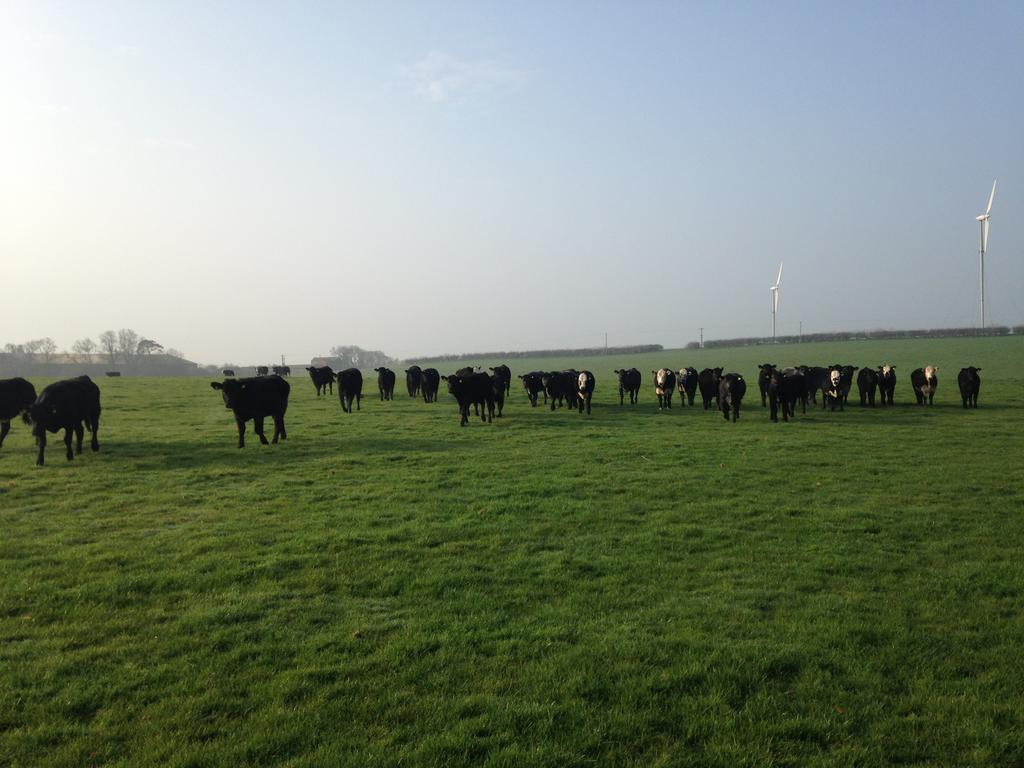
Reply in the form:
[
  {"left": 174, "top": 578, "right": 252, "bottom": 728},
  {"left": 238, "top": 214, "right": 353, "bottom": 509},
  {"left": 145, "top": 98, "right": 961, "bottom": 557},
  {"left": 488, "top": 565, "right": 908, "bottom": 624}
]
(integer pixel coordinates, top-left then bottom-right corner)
[
  {"left": 518, "top": 372, "right": 546, "bottom": 407},
  {"left": 374, "top": 367, "right": 396, "bottom": 401},
  {"left": 577, "top": 371, "right": 595, "bottom": 415},
  {"left": 911, "top": 366, "right": 938, "bottom": 406},
  {"left": 421, "top": 368, "right": 440, "bottom": 403},
  {"left": 336, "top": 368, "right": 363, "bottom": 413},
  {"left": 757, "top": 364, "right": 777, "bottom": 407},
  {"left": 30, "top": 376, "right": 102, "bottom": 466},
  {"left": 0, "top": 378, "right": 37, "bottom": 451},
  {"left": 718, "top": 373, "right": 746, "bottom": 422},
  {"left": 211, "top": 375, "right": 288, "bottom": 449},
  {"left": 857, "top": 368, "right": 879, "bottom": 406},
  {"left": 877, "top": 365, "right": 896, "bottom": 406},
  {"left": 405, "top": 366, "right": 423, "bottom": 398},
  {"left": 306, "top": 366, "right": 335, "bottom": 396},
  {"left": 652, "top": 368, "right": 676, "bottom": 410},
  {"left": 957, "top": 367, "right": 981, "bottom": 408},
  {"left": 677, "top": 367, "right": 698, "bottom": 406},
  {"left": 614, "top": 368, "right": 641, "bottom": 405},
  {"left": 697, "top": 368, "right": 722, "bottom": 410},
  {"left": 824, "top": 367, "right": 844, "bottom": 411}
]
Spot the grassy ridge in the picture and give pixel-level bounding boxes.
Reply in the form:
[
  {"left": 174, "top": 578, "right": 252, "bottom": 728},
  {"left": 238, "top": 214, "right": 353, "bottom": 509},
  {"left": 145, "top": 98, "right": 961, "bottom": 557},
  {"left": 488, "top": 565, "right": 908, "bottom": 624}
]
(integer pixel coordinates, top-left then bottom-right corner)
[{"left": 1, "top": 337, "right": 1023, "bottom": 767}]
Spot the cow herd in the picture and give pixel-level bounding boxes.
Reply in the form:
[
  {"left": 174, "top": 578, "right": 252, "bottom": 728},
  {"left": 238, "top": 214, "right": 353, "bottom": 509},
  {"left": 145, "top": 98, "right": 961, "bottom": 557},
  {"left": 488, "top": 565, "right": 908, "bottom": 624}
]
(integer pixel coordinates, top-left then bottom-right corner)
[{"left": 0, "top": 362, "right": 985, "bottom": 463}]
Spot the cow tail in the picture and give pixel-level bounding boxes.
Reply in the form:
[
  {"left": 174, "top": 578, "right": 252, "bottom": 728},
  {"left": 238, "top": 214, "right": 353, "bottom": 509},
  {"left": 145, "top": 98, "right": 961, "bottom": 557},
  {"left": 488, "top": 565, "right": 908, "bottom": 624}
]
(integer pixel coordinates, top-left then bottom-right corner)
[{"left": 20, "top": 408, "right": 32, "bottom": 425}]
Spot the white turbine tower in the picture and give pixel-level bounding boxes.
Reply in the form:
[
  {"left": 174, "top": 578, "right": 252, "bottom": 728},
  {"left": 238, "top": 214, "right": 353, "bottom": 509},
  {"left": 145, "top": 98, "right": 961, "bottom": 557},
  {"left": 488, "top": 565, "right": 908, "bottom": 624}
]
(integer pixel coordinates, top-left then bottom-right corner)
[
  {"left": 770, "top": 261, "right": 783, "bottom": 341},
  {"left": 976, "top": 180, "right": 996, "bottom": 328}
]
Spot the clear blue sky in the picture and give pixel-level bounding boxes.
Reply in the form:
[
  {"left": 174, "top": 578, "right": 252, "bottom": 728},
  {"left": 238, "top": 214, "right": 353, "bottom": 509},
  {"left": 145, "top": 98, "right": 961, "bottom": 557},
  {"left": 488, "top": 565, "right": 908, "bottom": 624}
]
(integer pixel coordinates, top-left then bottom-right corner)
[{"left": 2, "top": 1, "right": 1021, "bottom": 363}]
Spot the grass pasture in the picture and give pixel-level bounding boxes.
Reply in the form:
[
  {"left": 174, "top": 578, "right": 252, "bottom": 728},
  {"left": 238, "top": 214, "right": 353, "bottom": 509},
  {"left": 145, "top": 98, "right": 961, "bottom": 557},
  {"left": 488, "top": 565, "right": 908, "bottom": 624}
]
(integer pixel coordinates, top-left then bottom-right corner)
[{"left": 2, "top": 337, "right": 1023, "bottom": 767}]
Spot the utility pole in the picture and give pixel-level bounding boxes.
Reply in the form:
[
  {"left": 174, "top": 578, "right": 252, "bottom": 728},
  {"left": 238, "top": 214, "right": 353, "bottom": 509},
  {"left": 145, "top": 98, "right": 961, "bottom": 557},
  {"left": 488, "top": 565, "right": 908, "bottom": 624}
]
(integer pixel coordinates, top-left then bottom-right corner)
[
  {"left": 281, "top": 354, "right": 286, "bottom": 366},
  {"left": 699, "top": 327, "right": 704, "bottom": 349}
]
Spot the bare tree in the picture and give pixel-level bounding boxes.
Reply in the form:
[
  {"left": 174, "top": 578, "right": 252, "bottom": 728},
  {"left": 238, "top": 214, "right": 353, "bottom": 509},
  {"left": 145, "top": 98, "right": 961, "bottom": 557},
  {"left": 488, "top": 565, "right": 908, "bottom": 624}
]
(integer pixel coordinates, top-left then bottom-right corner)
[
  {"left": 39, "top": 337, "right": 57, "bottom": 364},
  {"left": 117, "top": 328, "right": 140, "bottom": 363},
  {"left": 99, "top": 330, "right": 119, "bottom": 365},
  {"left": 72, "top": 337, "right": 97, "bottom": 363},
  {"left": 23, "top": 339, "right": 44, "bottom": 356}
]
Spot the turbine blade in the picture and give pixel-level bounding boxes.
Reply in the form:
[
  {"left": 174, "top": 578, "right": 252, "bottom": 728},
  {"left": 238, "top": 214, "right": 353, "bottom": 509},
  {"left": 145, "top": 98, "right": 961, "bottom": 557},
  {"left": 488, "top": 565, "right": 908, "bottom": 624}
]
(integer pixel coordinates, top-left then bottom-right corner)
[
  {"left": 986, "top": 179, "right": 997, "bottom": 214},
  {"left": 776, "top": 261, "right": 784, "bottom": 286}
]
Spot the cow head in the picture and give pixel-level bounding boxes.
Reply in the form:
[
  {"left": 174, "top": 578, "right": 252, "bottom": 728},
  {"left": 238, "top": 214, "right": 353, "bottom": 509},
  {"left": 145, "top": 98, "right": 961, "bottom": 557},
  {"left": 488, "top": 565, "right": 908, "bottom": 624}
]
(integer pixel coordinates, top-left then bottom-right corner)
[
  {"left": 211, "top": 379, "right": 243, "bottom": 409},
  {"left": 924, "top": 365, "right": 937, "bottom": 383},
  {"left": 829, "top": 370, "right": 841, "bottom": 388}
]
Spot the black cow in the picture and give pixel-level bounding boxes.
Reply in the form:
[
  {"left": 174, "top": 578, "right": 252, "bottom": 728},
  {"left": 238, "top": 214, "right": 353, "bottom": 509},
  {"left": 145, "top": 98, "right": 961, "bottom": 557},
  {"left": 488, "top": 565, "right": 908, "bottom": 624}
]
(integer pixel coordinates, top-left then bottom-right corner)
[
  {"left": 442, "top": 372, "right": 494, "bottom": 426},
  {"left": 30, "top": 376, "right": 102, "bottom": 466},
  {"left": 877, "top": 365, "right": 896, "bottom": 406},
  {"left": 306, "top": 366, "right": 335, "bottom": 396},
  {"left": 405, "top": 366, "right": 423, "bottom": 397},
  {"left": 719, "top": 373, "right": 746, "bottom": 422},
  {"left": 543, "top": 371, "right": 578, "bottom": 411},
  {"left": 272, "top": 365, "right": 291, "bottom": 377},
  {"left": 614, "top": 368, "right": 641, "bottom": 405},
  {"left": 210, "top": 375, "right": 288, "bottom": 449},
  {"left": 490, "top": 373, "right": 506, "bottom": 417},
  {"left": 652, "top": 368, "right": 676, "bottom": 410},
  {"left": 757, "top": 364, "right": 777, "bottom": 407},
  {"left": 256, "top": 366, "right": 269, "bottom": 377},
  {"left": 697, "top": 368, "right": 722, "bottom": 410},
  {"left": 957, "top": 367, "right": 981, "bottom": 409},
  {"left": 374, "top": 367, "right": 396, "bottom": 401},
  {"left": 336, "top": 368, "right": 363, "bottom": 413},
  {"left": 576, "top": 371, "right": 595, "bottom": 415},
  {"left": 800, "top": 366, "right": 832, "bottom": 407},
  {"left": 421, "top": 368, "right": 440, "bottom": 403},
  {"left": 518, "top": 372, "right": 546, "bottom": 407},
  {"left": 455, "top": 366, "right": 478, "bottom": 377},
  {"left": 0, "top": 378, "right": 37, "bottom": 450},
  {"left": 911, "top": 366, "right": 938, "bottom": 406},
  {"left": 222, "top": 369, "right": 236, "bottom": 377},
  {"left": 782, "top": 367, "right": 806, "bottom": 418},
  {"left": 766, "top": 369, "right": 786, "bottom": 423},
  {"left": 489, "top": 365, "right": 512, "bottom": 397},
  {"left": 857, "top": 368, "right": 879, "bottom": 407},
  {"left": 677, "top": 367, "right": 698, "bottom": 406}
]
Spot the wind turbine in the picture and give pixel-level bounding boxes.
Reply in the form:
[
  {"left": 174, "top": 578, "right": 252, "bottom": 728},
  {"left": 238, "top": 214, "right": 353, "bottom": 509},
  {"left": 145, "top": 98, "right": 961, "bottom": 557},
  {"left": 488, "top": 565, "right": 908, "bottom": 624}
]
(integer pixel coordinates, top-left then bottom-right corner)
[
  {"left": 976, "top": 180, "right": 996, "bottom": 328},
  {"left": 770, "top": 261, "right": 783, "bottom": 341}
]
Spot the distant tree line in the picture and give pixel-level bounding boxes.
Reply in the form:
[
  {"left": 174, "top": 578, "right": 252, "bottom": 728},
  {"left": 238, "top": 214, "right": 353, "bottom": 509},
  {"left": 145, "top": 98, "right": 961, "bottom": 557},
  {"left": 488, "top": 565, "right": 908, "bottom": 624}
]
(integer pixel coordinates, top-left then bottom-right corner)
[
  {"left": 687, "top": 326, "right": 1019, "bottom": 350},
  {"left": 409, "top": 344, "right": 664, "bottom": 364},
  {"left": 0, "top": 329, "right": 189, "bottom": 376}
]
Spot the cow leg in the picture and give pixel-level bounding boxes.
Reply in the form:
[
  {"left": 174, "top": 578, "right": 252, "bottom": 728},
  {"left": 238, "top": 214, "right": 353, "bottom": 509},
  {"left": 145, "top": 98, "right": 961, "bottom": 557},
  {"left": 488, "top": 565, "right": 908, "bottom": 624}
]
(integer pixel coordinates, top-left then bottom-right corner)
[
  {"left": 733, "top": 405, "right": 740, "bottom": 422},
  {"left": 0, "top": 420, "right": 9, "bottom": 448},
  {"left": 236, "top": 417, "right": 246, "bottom": 448},
  {"left": 770, "top": 399, "right": 778, "bottom": 422},
  {"left": 255, "top": 416, "right": 270, "bottom": 445},
  {"left": 619, "top": 387, "right": 624, "bottom": 406},
  {"left": 64, "top": 427, "right": 74, "bottom": 461},
  {"left": 357, "top": 394, "right": 361, "bottom": 411},
  {"left": 74, "top": 423, "right": 85, "bottom": 455},
  {"left": 36, "top": 431, "right": 46, "bottom": 466}
]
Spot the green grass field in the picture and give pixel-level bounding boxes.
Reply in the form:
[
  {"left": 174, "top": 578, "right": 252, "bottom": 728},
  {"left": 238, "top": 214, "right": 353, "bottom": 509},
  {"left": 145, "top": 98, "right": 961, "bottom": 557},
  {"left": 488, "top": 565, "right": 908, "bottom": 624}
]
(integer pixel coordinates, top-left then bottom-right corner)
[{"left": 2, "top": 337, "right": 1023, "bottom": 767}]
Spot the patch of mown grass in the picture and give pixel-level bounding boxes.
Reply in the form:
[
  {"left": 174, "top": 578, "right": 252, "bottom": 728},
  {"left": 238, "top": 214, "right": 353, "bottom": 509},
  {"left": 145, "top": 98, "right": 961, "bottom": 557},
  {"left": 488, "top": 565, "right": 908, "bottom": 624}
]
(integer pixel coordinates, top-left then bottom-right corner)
[{"left": 1, "top": 337, "right": 1023, "bottom": 766}]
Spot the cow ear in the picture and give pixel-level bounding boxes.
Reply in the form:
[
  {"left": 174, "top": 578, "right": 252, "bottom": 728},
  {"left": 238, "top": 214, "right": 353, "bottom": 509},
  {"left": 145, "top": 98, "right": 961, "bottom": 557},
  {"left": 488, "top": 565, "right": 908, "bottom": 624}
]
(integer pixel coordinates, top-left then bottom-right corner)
[
  {"left": 211, "top": 382, "right": 223, "bottom": 390},
  {"left": 976, "top": 368, "right": 982, "bottom": 371}
]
